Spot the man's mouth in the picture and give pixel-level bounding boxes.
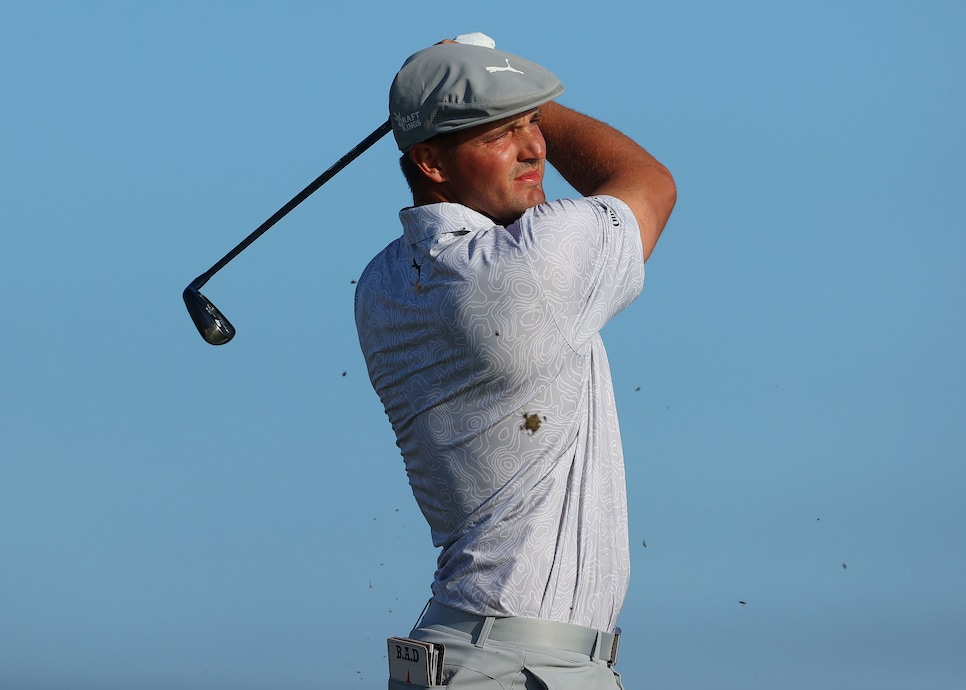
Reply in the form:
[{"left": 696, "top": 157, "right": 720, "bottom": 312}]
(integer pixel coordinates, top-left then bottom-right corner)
[{"left": 515, "top": 169, "right": 543, "bottom": 185}]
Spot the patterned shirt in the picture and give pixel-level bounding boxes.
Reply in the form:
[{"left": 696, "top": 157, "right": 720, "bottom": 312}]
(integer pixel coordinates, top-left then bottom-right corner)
[{"left": 355, "top": 196, "right": 644, "bottom": 631}]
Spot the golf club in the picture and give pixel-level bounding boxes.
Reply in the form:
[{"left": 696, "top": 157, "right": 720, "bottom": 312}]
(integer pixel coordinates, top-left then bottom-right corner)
[{"left": 183, "top": 119, "right": 392, "bottom": 345}]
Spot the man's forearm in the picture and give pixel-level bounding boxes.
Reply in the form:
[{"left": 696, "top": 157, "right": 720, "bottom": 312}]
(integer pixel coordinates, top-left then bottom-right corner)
[{"left": 539, "top": 101, "right": 676, "bottom": 258}]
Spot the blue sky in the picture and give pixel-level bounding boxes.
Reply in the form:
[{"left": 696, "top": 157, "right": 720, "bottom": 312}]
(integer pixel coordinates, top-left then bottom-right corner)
[{"left": 1, "top": 1, "right": 964, "bottom": 688}]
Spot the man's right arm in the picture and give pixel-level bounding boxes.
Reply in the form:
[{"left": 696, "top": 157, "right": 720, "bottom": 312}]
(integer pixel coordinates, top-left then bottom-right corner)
[{"left": 539, "top": 102, "right": 676, "bottom": 262}]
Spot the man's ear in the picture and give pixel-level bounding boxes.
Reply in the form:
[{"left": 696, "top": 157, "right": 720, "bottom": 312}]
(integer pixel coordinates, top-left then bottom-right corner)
[{"left": 409, "top": 143, "right": 448, "bottom": 184}]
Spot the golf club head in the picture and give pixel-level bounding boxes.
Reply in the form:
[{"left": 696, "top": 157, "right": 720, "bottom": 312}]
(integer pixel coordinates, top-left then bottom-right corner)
[{"left": 183, "top": 287, "right": 236, "bottom": 345}]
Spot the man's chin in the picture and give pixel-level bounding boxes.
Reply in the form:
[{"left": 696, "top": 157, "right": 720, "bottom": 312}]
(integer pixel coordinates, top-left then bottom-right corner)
[
  {"left": 528, "top": 189, "right": 547, "bottom": 209},
  {"left": 479, "top": 189, "right": 547, "bottom": 225}
]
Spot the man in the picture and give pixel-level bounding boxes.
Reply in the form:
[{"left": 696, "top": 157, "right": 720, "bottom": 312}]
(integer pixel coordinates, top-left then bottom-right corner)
[{"left": 355, "top": 34, "right": 675, "bottom": 689}]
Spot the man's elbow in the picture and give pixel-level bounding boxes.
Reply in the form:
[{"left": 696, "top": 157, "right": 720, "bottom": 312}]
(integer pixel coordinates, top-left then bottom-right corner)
[
  {"left": 655, "top": 164, "right": 677, "bottom": 229},
  {"left": 638, "top": 167, "right": 676, "bottom": 262}
]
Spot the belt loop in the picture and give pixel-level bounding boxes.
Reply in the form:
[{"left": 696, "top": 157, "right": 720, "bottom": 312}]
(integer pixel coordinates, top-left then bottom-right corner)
[
  {"left": 590, "top": 630, "right": 603, "bottom": 661},
  {"left": 474, "top": 616, "right": 496, "bottom": 648}
]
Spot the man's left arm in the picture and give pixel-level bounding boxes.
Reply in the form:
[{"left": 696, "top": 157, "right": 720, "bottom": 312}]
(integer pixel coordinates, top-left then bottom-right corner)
[{"left": 538, "top": 102, "right": 676, "bottom": 262}]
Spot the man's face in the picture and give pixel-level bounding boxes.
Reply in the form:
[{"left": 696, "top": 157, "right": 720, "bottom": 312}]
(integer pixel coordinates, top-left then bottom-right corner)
[{"left": 430, "top": 108, "right": 547, "bottom": 225}]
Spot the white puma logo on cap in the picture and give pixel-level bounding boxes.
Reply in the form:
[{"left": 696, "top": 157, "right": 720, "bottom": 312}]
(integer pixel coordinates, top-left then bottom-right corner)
[{"left": 486, "top": 59, "right": 525, "bottom": 75}]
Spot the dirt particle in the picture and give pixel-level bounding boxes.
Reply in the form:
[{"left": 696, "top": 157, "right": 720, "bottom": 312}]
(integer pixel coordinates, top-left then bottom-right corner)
[{"left": 520, "top": 413, "right": 546, "bottom": 435}]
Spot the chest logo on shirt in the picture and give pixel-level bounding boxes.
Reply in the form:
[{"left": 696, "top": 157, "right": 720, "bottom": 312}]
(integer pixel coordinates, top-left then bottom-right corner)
[{"left": 411, "top": 258, "right": 424, "bottom": 291}]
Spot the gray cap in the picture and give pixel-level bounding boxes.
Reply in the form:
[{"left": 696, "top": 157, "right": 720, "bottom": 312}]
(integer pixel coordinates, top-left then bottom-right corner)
[{"left": 389, "top": 43, "right": 565, "bottom": 152}]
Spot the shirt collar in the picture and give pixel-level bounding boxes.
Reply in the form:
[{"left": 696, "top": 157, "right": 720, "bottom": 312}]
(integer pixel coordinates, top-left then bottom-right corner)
[{"left": 399, "top": 203, "right": 498, "bottom": 243}]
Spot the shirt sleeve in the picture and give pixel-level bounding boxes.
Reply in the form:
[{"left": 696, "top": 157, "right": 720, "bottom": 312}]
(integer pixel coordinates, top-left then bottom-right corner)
[{"left": 514, "top": 195, "right": 645, "bottom": 350}]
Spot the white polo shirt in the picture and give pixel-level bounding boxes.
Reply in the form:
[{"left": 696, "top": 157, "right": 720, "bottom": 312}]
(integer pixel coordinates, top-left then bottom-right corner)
[{"left": 355, "top": 195, "right": 644, "bottom": 632}]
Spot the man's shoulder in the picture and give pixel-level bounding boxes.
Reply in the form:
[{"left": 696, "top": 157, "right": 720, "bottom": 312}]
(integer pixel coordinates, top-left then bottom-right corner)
[
  {"left": 510, "top": 196, "right": 640, "bottom": 254},
  {"left": 522, "top": 195, "right": 637, "bottom": 228}
]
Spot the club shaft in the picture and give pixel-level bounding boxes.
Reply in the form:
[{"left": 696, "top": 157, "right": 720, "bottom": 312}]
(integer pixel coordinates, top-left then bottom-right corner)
[{"left": 188, "top": 119, "right": 392, "bottom": 291}]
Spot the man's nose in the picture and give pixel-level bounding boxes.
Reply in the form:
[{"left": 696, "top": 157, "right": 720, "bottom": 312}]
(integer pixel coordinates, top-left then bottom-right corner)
[{"left": 519, "top": 127, "right": 546, "bottom": 161}]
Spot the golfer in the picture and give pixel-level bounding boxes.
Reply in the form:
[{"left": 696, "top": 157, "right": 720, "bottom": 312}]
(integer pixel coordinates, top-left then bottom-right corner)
[{"left": 355, "top": 34, "right": 676, "bottom": 689}]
